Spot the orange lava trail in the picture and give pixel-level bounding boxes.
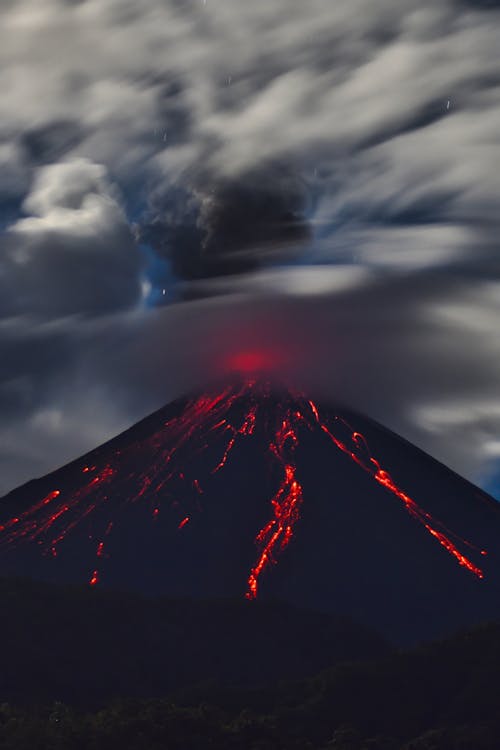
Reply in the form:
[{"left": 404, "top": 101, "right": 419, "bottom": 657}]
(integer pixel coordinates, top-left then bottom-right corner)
[
  {"left": 306, "top": 398, "right": 485, "bottom": 579},
  {"left": 374, "top": 468, "right": 483, "bottom": 578},
  {"left": 0, "top": 381, "right": 258, "bottom": 580},
  {"left": 246, "top": 406, "right": 304, "bottom": 599},
  {"left": 89, "top": 570, "right": 99, "bottom": 586}
]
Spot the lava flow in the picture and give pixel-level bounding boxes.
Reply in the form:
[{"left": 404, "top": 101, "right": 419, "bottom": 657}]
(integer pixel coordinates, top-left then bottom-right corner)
[{"left": 0, "top": 380, "right": 487, "bottom": 596}]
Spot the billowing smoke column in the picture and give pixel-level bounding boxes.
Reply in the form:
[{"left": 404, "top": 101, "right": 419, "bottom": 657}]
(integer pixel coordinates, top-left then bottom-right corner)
[{"left": 0, "top": 379, "right": 486, "bottom": 596}]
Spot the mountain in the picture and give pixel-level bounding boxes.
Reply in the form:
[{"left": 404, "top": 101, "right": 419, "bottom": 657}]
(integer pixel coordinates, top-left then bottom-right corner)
[{"left": 1, "top": 377, "right": 500, "bottom": 644}]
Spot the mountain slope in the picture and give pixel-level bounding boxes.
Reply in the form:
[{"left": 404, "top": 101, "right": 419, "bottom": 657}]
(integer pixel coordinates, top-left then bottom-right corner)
[{"left": 1, "top": 378, "right": 499, "bottom": 643}]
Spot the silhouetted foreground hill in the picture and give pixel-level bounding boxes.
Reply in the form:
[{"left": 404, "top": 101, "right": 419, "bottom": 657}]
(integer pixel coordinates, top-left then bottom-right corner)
[
  {"left": 0, "top": 587, "right": 499, "bottom": 749},
  {"left": 0, "top": 577, "right": 388, "bottom": 707}
]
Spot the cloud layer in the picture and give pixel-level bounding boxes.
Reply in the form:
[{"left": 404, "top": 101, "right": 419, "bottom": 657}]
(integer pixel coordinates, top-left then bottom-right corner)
[{"left": 0, "top": 0, "right": 499, "bottom": 495}]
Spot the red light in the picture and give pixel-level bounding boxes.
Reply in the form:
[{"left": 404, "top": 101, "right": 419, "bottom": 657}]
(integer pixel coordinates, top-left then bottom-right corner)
[
  {"left": 89, "top": 570, "right": 99, "bottom": 586},
  {"left": 0, "top": 380, "right": 487, "bottom": 597},
  {"left": 225, "top": 350, "right": 282, "bottom": 374}
]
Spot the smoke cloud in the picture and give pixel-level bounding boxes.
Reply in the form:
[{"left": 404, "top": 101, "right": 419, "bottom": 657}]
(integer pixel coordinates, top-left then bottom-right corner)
[{"left": 0, "top": 0, "right": 499, "bottom": 496}]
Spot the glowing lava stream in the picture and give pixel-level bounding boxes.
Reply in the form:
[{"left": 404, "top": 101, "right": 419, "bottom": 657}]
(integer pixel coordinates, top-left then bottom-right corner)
[{"left": 0, "top": 380, "right": 487, "bottom": 594}]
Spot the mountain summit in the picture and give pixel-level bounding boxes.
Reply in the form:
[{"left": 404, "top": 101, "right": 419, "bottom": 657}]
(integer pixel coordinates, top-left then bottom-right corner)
[{"left": 1, "top": 378, "right": 500, "bottom": 643}]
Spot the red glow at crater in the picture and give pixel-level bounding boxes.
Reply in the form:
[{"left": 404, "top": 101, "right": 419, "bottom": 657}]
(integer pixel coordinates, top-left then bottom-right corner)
[{"left": 225, "top": 349, "right": 285, "bottom": 374}]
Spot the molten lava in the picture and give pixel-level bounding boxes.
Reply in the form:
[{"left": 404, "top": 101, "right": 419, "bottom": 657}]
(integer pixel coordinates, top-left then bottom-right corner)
[{"left": 0, "top": 380, "right": 487, "bottom": 595}]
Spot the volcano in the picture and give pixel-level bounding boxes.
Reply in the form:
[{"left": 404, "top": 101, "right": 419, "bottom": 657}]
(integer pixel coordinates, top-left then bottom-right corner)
[{"left": 1, "top": 378, "right": 500, "bottom": 644}]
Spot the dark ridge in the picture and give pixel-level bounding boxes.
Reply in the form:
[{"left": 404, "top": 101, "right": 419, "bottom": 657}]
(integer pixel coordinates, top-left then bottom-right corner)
[{"left": 0, "top": 576, "right": 389, "bottom": 708}]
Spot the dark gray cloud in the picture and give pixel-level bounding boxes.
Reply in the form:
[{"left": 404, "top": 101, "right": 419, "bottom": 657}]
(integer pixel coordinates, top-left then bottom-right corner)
[
  {"left": 0, "top": 0, "right": 499, "bottom": 495},
  {"left": 140, "top": 163, "right": 311, "bottom": 280},
  {"left": 21, "top": 120, "right": 85, "bottom": 167}
]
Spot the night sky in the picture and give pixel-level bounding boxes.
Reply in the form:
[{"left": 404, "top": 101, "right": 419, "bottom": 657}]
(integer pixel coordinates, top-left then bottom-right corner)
[{"left": 0, "top": 0, "right": 499, "bottom": 499}]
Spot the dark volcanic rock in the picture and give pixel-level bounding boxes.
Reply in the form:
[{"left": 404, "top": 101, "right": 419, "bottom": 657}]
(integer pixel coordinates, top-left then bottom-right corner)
[{"left": 1, "top": 378, "right": 499, "bottom": 644}]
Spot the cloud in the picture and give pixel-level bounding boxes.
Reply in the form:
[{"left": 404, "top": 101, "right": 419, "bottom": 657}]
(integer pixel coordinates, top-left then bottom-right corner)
[
  {"left": 0, "top": 267, "right": 499, "bottom": 497},
  {"left": 0, "top": 0, "right": 499, "bottom": 496},
  {"left": 0, "top": 158, "right": 141, "bottom": 317},
  {"left": 140, "top": 162, "right": 312, "bottom": 281},
  {"left": 1, "top": 0, "right": 499, "bottom": 278},
  {"left": 80, "top": 268, "right": 500, "bottom": 491},
  {"left": 0, "top": 311, "right": 140, "bottom": 493}
]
